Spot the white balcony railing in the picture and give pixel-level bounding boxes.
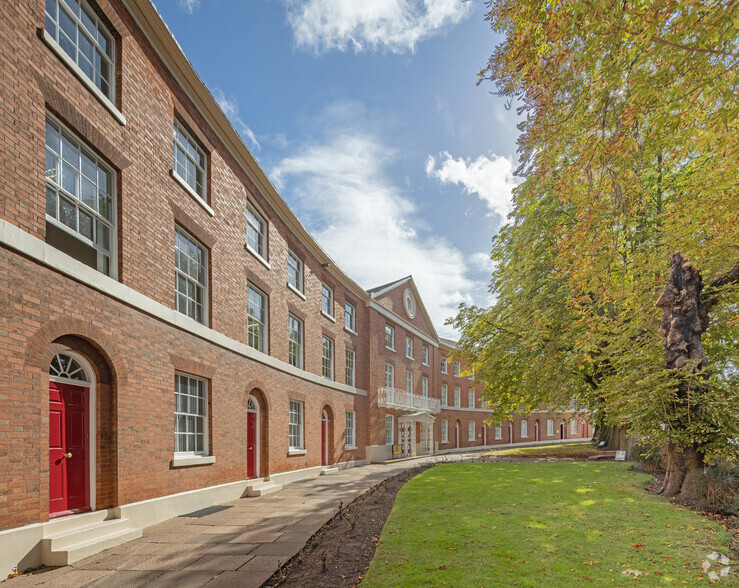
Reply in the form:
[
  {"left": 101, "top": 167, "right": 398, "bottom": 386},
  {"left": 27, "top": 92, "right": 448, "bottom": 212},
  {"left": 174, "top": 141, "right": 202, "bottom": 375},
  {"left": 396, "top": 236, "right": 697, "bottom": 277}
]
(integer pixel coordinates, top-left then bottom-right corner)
[{"left": 377, "top": 387, "right": 440, "bottom": 414}]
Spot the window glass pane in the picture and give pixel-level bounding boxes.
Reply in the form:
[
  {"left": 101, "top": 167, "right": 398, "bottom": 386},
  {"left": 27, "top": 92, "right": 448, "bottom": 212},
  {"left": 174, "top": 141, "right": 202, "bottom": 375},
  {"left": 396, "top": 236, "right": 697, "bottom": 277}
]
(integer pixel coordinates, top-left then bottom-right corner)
[
  {"left": 46, "top": 187, "right": 57, "bottom": 218},
  {"left": 59, "top": 196, "right": 76, "bottom": 229}
]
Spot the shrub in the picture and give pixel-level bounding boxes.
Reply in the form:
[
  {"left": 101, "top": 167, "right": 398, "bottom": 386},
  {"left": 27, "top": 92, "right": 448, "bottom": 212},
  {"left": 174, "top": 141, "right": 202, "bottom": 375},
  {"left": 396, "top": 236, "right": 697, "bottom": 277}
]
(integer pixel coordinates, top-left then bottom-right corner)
[
  {"left": 700, "top": 461, "right": 739, "bottom": 515},
  {"left": 631, "top": 443, "right": 664, "bottom": 474}
]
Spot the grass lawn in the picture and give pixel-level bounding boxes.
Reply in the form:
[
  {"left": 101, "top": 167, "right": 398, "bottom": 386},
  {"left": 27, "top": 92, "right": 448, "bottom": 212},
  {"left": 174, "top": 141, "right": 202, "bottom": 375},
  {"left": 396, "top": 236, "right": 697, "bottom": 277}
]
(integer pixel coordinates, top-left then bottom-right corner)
[
  {"left": 486, "top": 441, "right": 599, "bottom": 459},
  {"left": 362, "top": 462, "right": 733, "bottom": 586}
]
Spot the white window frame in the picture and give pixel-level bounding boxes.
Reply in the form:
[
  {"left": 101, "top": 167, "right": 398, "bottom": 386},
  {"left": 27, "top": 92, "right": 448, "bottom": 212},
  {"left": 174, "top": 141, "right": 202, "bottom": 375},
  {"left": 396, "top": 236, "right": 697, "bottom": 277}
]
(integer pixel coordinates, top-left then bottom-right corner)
[
  {"left": 385, "top": 414, "right": 394, "bottom": 445},
  {"left": 422, "top": 345, "right": 429, "bottom": 366},
  {"left": 174, "top": 372, "right": 208, "bottom": 457},
  {"left": 321, "top": 335, "right": 334, "bottom": 380},
  {"left": 521, "top": 420, "right": 528, "bottom": 438},
  {"left": 288, "top": 400, "right": 304, "bottom": 450},
  {"left": 441, "top": 357, "right": 448, "bottom": 374},
  {"left": 469, "top": 369, "right": 475, "bottom": 381},
  {"left": 385, "top": 362, "right": 394, "bottom": 389},
  {"left": 45, "top": 114, "right": 117, "bottom": 277},
  {"left": 385, "top": 324, "right": 395, "bottom": 350},
  {"left": 288, "top": 314, "right": 303, "bottom": 369},
  {"left": 287, "top": 250, "right": 303, "bottom": 293},
  {"left": 405, "top": 371, "right": 413, "bottom": 394},
  {"left": 321, "top": 283, "right": 334, "bottom": 318},
  {"left": 246, "top": 202, "right": 268, "bottom": 261},
  {"left": 421, "top": 377, "right": 428, "bottom": 398},
  {"left": 246, "top": 282, "right": 268, "bottom": 353},
  {"left": 468, "top": 389, "right": 475, "bottom": 408},
  {"left": 495, "top": 423, "right": 502, "bottom": 440},
  {"left": 345, "top": 411, "right": 356, "bottom": 448},
  {"left": 441, "top": 383, "right": 448, "bottom": 407},
  {"left": 173, "top": 119, "right": 208, "bottom": 203},
  {"left": 570, "top": 419, "right": 579, "bottom": 435},
  {"left": 44, "top": 0, "right": 116, "bottom": 101},
  {"left": 454, "top": 386, "right": 461, "bottom": 408},
  {"left": 405, "top": 336, "right": 413, "bottom": 359},
  {"left": 547, "top": 419, "right": 554, "bottom": 436},
  {"left": 468, "top": 421, "right": 475, "bottom": 442},
  {"left": 441, "top": 420, "right": 448, "bottom": 444},
  {"left": 454, "top": 361, "right": 461, "bottom": 377},
  {"left": 344, "top": 301, "right": 356, "bottom": 332},
  {"left": 345, "top": 347, "right": 355, "bottom": 387},
  {"left": 175, "top": 226, "right": 208, "bottom": 325}
]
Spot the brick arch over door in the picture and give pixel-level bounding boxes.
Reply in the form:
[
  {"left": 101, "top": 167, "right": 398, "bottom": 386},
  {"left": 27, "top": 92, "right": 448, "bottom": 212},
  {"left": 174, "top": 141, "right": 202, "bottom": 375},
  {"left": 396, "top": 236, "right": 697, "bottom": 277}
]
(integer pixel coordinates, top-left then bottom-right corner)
[
  {"left": 244, "top": 388, "right": 269, "bottom": 478},
  {"left": 23, "top": 318, "right": 124, "bottom": 519}
]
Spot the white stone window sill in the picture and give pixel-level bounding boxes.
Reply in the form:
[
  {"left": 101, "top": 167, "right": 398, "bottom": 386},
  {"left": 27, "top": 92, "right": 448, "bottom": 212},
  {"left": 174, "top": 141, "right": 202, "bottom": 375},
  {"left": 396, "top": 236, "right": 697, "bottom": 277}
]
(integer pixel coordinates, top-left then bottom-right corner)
[
  {"left": 245, "top": 244, "right": 271, "bottom": 270},
  {"left": 43, "top": 30, "right": 127, "bottom": 126},
  {"left": 287, "top": 283, "right": 306, "bottom": 300},
  {"left": 422, "top": 362, "right": 429, "bottom": 367},
  {"left": 344, "top": 327, "right": 357, "bottom": 336},
  {"left": 345, "top": 445, "right": 357, "bottom": 451},
  {"left": 406, "top": 355, "right": 414, "bottom": 360},
  {"left": 287, "top": 449, "right": 306, "bottom": 456},
  {"left": 171, "top": 170, "right": 215, "bottom": 216},
  {"left": 386, "top": 346, "right": 395, "bottom": 352},
  {"left": 171, "top": 455, "right": 216, "bottom": 467},
  {"left": 321, "top": 310, "right": 336, "bottom": 323}
]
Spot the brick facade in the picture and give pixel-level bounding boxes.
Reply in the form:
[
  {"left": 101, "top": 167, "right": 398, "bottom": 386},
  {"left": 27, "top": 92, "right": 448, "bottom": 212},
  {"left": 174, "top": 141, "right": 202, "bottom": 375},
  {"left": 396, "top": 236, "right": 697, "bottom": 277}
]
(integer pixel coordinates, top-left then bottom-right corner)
[{"left": 0, "top": 0, "right": 591, "bottom": 546}]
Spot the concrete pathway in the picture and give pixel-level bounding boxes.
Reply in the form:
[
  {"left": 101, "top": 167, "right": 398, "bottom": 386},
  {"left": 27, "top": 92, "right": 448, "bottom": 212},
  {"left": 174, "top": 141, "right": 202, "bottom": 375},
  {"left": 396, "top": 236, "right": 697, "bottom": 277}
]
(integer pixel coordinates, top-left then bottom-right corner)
[{"left": 5, "top": 453, "right": 479, "bottom": 587}]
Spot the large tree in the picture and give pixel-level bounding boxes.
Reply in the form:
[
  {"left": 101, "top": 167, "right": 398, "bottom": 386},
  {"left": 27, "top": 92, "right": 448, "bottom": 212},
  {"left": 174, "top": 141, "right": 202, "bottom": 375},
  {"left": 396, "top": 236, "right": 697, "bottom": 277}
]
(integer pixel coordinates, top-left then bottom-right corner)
[{"left": 454, "top": 0, "right": 739, "bottom": 497}]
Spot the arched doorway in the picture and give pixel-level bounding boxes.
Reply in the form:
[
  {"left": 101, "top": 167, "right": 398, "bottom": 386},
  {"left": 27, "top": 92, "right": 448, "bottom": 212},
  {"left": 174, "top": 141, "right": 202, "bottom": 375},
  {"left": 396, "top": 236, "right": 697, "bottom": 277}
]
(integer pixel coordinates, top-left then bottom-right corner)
[
  {"left": 48, "top": 351, "right": 95, "bottom": 518},
  {"left": 534, "top": 420, "right": 540, "bottom": 442},
  {"left": 560, "top": 421, "right": 566, "bottom": 439},
  {"left": 321, "top": 410, "right": 328, "bottom": 466},
  {"left": 455, "top": 421, "right": 460, "bottom": 448},
  {"left": 246, "top": 396, "right": 259, "bottom": 479},
  {"left": 508, "top": 422, "right": 513, "bottom": 444}
]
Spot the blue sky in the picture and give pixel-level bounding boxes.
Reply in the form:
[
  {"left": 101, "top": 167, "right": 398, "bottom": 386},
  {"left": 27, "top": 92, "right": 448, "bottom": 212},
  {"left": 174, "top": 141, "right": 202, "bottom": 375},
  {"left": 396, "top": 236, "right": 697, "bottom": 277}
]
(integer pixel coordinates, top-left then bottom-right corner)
[{"left": 153, "top": 0, "right": 521, "bottom": 336}]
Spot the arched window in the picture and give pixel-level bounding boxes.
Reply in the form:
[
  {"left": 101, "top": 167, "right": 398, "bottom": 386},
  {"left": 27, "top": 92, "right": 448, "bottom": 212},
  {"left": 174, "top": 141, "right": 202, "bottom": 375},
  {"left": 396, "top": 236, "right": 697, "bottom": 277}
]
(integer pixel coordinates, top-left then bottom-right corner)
[
  {"left": 49, "top": 353, "right": 89, "bottom": 382},
  {"left": 247, "top": 397, "right": 258, "bottom": 412}
]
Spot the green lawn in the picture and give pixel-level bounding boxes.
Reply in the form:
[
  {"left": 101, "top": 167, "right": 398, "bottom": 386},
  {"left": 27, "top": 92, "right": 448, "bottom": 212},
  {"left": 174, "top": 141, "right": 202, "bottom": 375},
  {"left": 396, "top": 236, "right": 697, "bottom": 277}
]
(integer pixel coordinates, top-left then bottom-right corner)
[
  {"left": 363, "top": 462, "right": 733, "bottom": 586},
  {"left": 486, "top": 441, "right": 597, "bottom": 458}
]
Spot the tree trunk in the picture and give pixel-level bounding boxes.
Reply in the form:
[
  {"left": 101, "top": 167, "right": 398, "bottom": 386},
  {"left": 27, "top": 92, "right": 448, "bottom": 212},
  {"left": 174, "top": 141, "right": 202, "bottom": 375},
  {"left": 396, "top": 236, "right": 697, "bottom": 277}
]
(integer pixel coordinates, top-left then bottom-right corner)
[
  {"left": 655, "top": 252, "right": 708, "bottom": 498},
  {"left": 660, "top": 442, "right": 703, "bottom": 498},
  {"left": 596, "top": 424, "right": 630, "bottom": 452}
]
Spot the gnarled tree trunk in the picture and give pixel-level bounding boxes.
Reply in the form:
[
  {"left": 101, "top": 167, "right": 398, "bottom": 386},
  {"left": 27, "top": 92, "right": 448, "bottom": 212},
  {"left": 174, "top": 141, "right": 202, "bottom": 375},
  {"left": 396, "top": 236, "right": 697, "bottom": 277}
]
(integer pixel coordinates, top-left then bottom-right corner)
[{"left": 655, "top": 252, "right": 708, "bottom": 498}]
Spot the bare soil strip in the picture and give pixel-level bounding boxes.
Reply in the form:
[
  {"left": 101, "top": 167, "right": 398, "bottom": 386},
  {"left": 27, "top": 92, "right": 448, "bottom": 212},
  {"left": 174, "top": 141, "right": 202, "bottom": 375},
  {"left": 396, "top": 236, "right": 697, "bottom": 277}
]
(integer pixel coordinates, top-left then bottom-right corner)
[{"left": 263, "top": 464, "right": 434, "bottom": 587}]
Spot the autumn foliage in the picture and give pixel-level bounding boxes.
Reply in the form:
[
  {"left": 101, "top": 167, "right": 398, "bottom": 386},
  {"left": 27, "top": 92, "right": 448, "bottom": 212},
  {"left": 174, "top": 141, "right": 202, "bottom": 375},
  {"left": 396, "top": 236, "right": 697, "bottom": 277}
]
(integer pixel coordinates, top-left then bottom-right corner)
[{"left": 452, "top": 0, "right": 739, "bottom": 495}]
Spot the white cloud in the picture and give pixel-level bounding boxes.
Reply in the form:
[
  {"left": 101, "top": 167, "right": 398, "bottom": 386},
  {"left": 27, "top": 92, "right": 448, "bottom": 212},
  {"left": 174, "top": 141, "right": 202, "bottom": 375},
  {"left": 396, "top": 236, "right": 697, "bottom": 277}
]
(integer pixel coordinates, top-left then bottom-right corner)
[
  {"left": 178, "top": 0, "right": 200, "bottom": 15},
  {"left": 469, "top": 251, "right": 495, "bottom": 274},
  {"left": 270, "top": 119, "right": 480, "bottom": 336},
  {"left": 284, "top": 0, "right": 471, "bottom": 54},
  {"left": 426, "top": 152, "right": 518, "bottom": 219},
  {"left": 212, "top": 88, "right": 261, "bottom": 152}
]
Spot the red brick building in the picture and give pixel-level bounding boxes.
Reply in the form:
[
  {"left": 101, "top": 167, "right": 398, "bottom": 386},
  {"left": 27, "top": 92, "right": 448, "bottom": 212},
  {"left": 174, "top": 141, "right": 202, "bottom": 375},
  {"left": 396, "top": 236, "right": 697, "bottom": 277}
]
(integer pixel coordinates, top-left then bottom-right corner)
[{"left": 0, "top": 0, "right": 590, "bottom": 575}]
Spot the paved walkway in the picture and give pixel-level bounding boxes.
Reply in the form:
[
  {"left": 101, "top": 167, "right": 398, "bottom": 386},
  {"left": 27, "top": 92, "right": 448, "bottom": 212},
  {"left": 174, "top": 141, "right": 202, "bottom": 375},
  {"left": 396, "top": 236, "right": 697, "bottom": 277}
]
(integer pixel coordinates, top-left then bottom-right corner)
[{"left": 6, "top": 453, "right": 479, "bottom": 587}]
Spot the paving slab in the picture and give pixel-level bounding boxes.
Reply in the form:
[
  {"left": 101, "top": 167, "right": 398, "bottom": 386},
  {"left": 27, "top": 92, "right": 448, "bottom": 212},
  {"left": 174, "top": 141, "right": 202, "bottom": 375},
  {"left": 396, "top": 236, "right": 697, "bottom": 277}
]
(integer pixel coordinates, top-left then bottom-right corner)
[{"left": 5, "top": 452, "right": 480, "bottom": 587}]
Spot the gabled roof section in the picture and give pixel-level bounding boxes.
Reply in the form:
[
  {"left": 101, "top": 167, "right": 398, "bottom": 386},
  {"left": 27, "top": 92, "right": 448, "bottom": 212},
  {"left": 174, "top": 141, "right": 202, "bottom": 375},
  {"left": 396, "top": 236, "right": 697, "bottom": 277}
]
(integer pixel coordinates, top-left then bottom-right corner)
[
  {"left": 366, "top": 276, "right": 412, "bottom": 297},
  {"left": 439, "top": 337, "right": 458, "bottom": 349},
  {"left": 367, "top": 276, "right": 439, "bottom": 343}
]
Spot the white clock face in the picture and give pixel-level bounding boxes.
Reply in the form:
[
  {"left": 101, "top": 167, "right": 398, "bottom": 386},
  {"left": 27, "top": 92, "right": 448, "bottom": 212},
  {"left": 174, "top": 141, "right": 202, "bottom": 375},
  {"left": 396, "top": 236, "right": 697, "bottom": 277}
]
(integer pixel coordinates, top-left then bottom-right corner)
[{"left": 404, "top": 289, "right": 416, "bottom": 319}]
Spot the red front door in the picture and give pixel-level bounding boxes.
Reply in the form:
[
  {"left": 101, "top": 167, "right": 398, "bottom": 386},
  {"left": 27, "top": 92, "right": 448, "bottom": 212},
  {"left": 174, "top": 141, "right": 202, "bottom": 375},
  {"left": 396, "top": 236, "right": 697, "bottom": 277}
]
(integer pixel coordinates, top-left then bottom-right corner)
[
  {"left": 247, "top": 411, "right": 257, "bottom": 478},
  {"left": 49, "top": 381, "right": 89, "bottom": 517},
  {"left": 321, "top": 417, "right": 328, "bottom": 466}
]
